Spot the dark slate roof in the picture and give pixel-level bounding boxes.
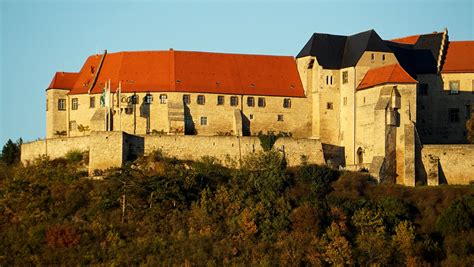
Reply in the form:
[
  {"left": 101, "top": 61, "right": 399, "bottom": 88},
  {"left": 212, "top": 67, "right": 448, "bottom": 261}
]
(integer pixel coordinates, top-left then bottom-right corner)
[
  {"left": 297, "top": 30, "right": 445, "bottom": 75},
  {"left": 296, "top": 30, "right": 392, "bottom": 69},
  {"left": 297, "top": 33, "right": 346, "bottom": 69},
  {"left": 386, "top": 32, "right": 444, "bottom": 75}
]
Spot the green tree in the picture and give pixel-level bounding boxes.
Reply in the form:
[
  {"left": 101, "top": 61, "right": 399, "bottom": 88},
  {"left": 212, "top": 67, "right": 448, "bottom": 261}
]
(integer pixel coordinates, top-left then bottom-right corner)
[
  {"left": 0, "top": 138, "right": 22, "bottom": 165},
  {"left": 436, "top": 195, "right": 474, "bottom": 234}
]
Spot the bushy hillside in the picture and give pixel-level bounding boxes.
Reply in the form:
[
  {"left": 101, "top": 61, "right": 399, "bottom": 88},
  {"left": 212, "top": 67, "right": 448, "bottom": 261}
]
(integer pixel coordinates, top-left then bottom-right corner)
[{"left": 1, "top": 148, "right": 473, "bottom": 266}]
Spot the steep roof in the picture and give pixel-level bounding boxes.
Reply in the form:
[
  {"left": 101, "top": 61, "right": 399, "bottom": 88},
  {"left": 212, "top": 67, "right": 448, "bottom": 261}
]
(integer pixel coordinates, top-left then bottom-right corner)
[
  {"left": 386, "top": 32, "right": 445, "bottom": 75},
  {"left": 296, "top": 30, "right": 392, "bottom": 69},
  {"left": 442, "top": 41, "right": 474, "bottom": 73},
  {"left": 357, "top": 64, "right": 417, "bottom": 90},
  {"left": 47, "top": 72, "right": 80, "bottom": 89},
  {"left": 58, "top": 50, "right": 305, "bottom": 97}
]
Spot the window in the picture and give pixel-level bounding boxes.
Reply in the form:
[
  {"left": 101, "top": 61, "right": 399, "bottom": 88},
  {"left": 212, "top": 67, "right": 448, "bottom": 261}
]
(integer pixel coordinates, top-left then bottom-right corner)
[
  {"left": 307, "top": 59, "right": 315, "bottom": 69},
  {"left": 144, "top": 94, "right": 153, "bottom": 104},
  {"left": 449, "top": 81, "right": 460, "bottom": 94},
  {"left": 327, "top": 102, "right": 333, "bottom": 110},
  {"left": 382, "top": 54, "right": 386, "bottom": 61},
  {"left": 197, "top": 95, "right": 205, "bottom": 105},
  {"left": 371, "top": 53, "right": 375, "bottom": 61},
  {"left": 326, "top": 76, "right": 329, "bottom": 85},
  {"left": 343, "top": 97, "right": 347, "bottom": 106},
  {"left": 277, "top": 114, "right": 284, "bottom": 121},
  {"left": 69, "top": 120, "right": 77, "bottom": 131},
  {"left": 283, "top": 98, "right": 291, "bottom": 108},
  {"left": 183, "top": 94, "right": 190, "bottom": 104},
  {"left": 71, "top": 98, "right": 78, "bottom": 110},
  {"left": 159, "top": 94, "right": 167, "bottom": 104},
  {"left": 230, "top": 96, "right": 238, "bottom": 106},
  {"left": 419, "top": 84, "right": 428, "bottom": 95},
  {"left": 330, "top": 76, "right": 333, "bottom": 85},
  {"left": 342, "top": 71, "right": 348, "bottom": 84},
  {"left": 448, "top": 108, "right": 460, "bottom": 123},
  {"left": 258, "top": 97, "right": 266, "bottom": 107},
  {"left": 200, "top": 116, "right": 207, "bottom": 126},
  {"left": 90, "top": 96, "right": 95, "bottom": 108},
  {"left": 131, "top": 95, "right": 139, "bottom": 104},
  {"left": 249, "top": 114, "right": 254, "bottom": 120},
  {"left": 247, "top": 97, "right": 255, "bottom": 107},
  {"left": 217, "top": 95, "right": 224, "bottom": 105},
  {"left": 46, "top": 99, "right": 48, "bottom": 111}
]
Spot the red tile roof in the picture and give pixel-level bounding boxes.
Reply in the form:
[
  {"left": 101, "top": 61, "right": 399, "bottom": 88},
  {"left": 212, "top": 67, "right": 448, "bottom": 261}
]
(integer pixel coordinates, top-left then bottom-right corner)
[
  {"left": 390, "top": 35, "right": 420, "bottom": 45},
  {"left": 47, "top": 72, "right": 80, "bottom": 89},
  {"left": 441, "top": 41, "right": 474, "bottom": 73},
  {"left": 54, "top": 50, "right": 305, "bottom": 97},
  {"left": 357, "top": 64, "right": 417, "bottom": 90}
]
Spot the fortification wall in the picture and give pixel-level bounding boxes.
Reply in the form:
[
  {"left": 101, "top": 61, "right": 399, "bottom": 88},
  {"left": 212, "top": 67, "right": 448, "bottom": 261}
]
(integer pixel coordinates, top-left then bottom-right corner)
[
  {"left": 421, "top": 144, "right": 474, "bottom": 185},
  {"left": 143, "top": 135, "right": 325, "bottom": 166},
  {"left": 21, "top": 136, "right": 90, "bottom": 163},
  {"left": 22, "top": 132, "right": 326, "bottom": 170}
]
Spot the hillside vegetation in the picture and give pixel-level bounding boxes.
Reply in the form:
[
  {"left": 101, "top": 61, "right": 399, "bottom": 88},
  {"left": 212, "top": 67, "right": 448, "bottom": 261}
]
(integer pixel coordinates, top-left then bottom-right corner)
[{"left": 1, "top": 143, "right": 473, "bottom": 265}]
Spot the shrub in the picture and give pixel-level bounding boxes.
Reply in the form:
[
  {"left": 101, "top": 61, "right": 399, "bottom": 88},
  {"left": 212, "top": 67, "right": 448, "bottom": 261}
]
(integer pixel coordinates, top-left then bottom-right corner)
[
  {"left": 436, "top": 195, "right": 474, "bottom": 234},
  {"left": 65, "top": 149, "right": 84, "bottom": 164}
]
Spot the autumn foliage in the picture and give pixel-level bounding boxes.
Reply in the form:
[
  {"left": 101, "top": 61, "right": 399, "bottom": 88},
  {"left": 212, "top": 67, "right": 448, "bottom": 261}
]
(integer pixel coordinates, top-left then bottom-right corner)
[{"left": 0, "top": 149, "right": 473, "bottom": 265}]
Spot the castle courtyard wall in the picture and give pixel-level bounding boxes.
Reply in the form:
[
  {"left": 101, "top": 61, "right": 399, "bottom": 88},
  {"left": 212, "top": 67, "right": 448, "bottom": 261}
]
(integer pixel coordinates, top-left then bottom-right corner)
[{"left": 421, "top": 144, "right": 474, "bottom": 185}]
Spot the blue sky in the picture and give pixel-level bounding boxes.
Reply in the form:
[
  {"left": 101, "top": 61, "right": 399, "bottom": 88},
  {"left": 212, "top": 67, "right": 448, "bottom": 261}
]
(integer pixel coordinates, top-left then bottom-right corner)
[{"left": 1, "top": 0, "right": 473, "bottom": 145}]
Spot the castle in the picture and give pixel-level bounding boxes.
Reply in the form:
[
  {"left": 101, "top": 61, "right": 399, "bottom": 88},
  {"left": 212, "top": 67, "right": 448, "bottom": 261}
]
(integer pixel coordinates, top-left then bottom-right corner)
[{"left": 22, "top": 29, "right": 474, "bottom": 186}]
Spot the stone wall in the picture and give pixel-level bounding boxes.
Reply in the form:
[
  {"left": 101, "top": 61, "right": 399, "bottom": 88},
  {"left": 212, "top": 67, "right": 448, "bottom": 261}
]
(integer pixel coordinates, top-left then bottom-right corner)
[
  {"left": 22, "top": 131, "right": 326, "bottom": 171},
  {"left": 21, "top": 135, "right": 90, "bottom": 163},
  {"left": 421, "top": 144, "right": 474, "bottom": 185},
  {"left": 143, "top": 135, "right": 325, "bottom": 167}
]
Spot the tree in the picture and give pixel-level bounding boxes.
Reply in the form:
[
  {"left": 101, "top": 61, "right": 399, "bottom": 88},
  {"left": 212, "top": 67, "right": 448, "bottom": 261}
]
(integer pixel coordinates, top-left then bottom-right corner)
[
  {"left": 0, "top": 138, "right": 22, "bottom": 165},
  {"left": 467, "top": 112, "right": 474, "bottom": 143}
]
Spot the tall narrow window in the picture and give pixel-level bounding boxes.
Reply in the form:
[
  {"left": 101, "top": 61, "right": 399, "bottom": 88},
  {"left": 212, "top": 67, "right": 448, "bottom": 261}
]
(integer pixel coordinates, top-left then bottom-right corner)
[
  {"left": 382, "top": 54, "right": 386, "bottom": 61},
  {"left": 183, "top": 94, "right": 190, "bottom": 104},
  {"left": 217, "top": 95, "right": 224, "bottom": 105},
  {"left": 144, "top": 94, "right": 153, "bottom": 104},
  {"left": 258, "top": 97, "right": 266, "bottom": 107},
  {"left": 197, "top": 95, "right": 205, "bottom": 105},
  {"left": 247, "top": 97, "right": 255, "bottom": 107},
  {"left": 90, "top": 96, "right": 95, "bottom": 108},
  {"left": 448, "top": 108, "right": 460, "bottom": 123},
  {"left": 449, "top": 81, "right": 460, "bottom": 95},
  {"left": 371, "top": 53, "right": 375, "bottom": 61},
  {"left": 159, "top": 94, "right": 167, "bottom": 104},
  {"left": 283, "top": 98, "right": 291, "bottom": 108},
  {"left": 326, "top": 76, "right": 329, "bottom": 85},
  {"left": 200, "top": 116, "right": 207, "bottom": 126},
  {"left": 71, "top": 98, "right": 78, "bottom": 110},
  {"left": 330, "top": 76, "right": 333, "bottom": 85},
  {"left": 46, "top": 99, "right": 48, "bottom": 111},
  {"left": 230, "top": 96, "right": 238, "bottom": 106},
  {"left": 342, "top": 71, "right": 348, "bottom": 84}
]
